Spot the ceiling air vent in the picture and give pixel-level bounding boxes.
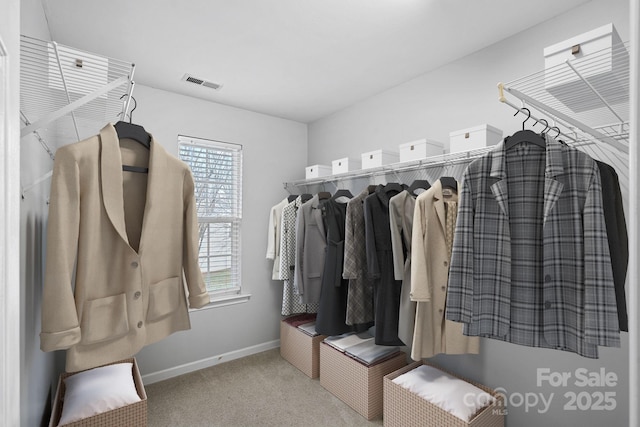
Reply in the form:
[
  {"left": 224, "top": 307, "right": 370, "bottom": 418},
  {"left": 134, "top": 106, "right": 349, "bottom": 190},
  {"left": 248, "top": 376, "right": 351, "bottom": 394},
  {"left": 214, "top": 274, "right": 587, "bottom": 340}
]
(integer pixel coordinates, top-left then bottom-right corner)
[{"left": 181, "top": 73, "right": 222, "bottom": 91}]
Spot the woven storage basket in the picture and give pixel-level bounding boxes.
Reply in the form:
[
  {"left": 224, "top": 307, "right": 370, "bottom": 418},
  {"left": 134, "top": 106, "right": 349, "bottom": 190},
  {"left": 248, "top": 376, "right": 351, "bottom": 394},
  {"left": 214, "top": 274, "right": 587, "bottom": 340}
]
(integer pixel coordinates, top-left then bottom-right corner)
[
  {"left": 320, "top": 342, "right": 407, "bottom": 420},
  {"left": 383, "top": 361, "right": 505, "bottom": 427},
  {"left": 280, "top": 320, "right": 326, "bottom": 378},
  {"left": 49, "top": 358, "right": 147, "bottom": 427}
]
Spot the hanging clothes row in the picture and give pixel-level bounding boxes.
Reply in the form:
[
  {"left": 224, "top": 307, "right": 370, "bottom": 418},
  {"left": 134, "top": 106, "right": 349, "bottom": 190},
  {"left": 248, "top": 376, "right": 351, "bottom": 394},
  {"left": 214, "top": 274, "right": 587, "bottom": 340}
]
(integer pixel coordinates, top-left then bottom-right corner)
[{"left": 267, "top": 176, "right": 478, "bottom": 353}]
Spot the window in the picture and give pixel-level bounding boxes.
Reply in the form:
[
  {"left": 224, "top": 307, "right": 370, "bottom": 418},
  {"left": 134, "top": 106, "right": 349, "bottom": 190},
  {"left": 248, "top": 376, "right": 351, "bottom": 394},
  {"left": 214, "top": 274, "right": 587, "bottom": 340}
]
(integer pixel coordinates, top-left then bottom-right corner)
[{"left": 178, "top": 135, "right": 243, "bottom": 300}]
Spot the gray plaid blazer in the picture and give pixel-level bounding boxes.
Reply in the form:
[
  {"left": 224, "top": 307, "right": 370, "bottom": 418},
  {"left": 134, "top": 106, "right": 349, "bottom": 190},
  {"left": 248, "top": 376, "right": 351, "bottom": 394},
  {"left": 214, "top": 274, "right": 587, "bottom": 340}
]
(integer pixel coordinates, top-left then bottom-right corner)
[{"left": 446, "top": 138, "right": 620, "bottom": 358}]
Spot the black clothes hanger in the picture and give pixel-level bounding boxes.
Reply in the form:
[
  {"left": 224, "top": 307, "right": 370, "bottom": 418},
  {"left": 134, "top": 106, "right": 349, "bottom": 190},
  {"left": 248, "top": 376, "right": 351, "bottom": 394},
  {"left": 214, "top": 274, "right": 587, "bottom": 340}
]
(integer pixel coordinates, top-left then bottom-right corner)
[
  {"left": 408, "top": 179, "right": 431, "bottom": 196},
  {"left": 331, "top": 189, "right": 354, "bottom": 200},
  {"left": 301, "top": 193, "right": 313, "bottom": 203},
  {"left": 287, "top": 194, "right": 298, "bottom": 203},
  {"left": 383, "top": 182, "right": 404, "bottom": 194},
  {"left": 115, "top": 96, "right": 151, "bottom": 149},
  {"left": 317, "top": 191, "right": 332, "bottom": 200},
  {"left": 504, "top": 107, "right": 546, "bottom": 150},
  {"left": 439, "top": 176, "right": 458, "bottom": 192},
  {"left": 116, "top": 96, "right": 151, "bottom": 173}
]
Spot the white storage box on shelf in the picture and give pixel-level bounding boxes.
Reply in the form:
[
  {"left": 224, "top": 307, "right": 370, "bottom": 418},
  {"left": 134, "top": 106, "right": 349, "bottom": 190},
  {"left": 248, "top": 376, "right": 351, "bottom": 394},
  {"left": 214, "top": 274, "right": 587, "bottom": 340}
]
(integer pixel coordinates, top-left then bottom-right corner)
[
  {"left": 449, "top": 124, "right": 502, "bottom": 153},
  {"left": 398, "top": 139, "right": 444, "bottom": 163},
  {"left": 332, "top": 157, "right": 361, "bottom": 174},
  {"left": 305, "top": 164, "right": 332, "bottom": 179},
  {"left": 361, "top": 149, "right": 399, "bottom": 169},
  {"left": 543, "top": 23, "right": 628, "bottom": 113}
]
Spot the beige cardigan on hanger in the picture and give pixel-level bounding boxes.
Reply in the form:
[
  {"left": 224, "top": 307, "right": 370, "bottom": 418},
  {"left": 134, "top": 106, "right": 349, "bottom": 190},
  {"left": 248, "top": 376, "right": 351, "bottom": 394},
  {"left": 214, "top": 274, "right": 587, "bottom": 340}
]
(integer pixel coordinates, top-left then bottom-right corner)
[{"left": 40, "top": 124, "right": 210, "bottom": 372}]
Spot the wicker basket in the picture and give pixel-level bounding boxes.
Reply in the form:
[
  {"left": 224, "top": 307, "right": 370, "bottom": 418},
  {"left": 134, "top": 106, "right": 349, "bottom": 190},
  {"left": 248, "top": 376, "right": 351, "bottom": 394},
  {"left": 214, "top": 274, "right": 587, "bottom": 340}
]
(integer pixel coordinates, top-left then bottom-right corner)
[
  {"left": 320, "top": 342, "right": 407, "bottom": 420},
  {"left": 383, "top": 361, "right": 505, "bottom": 427},
  {"left": 280, "top": 320, "right": 326, "bottom": 378},
  {"left": 49, "top": 358, "right": 147, "bottom": 427}
]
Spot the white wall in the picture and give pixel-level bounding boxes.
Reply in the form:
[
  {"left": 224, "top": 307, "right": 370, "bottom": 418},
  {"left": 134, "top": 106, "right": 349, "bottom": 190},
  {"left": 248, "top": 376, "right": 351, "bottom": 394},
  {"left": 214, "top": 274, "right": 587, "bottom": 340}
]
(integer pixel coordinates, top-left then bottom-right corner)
[
  {"left": 130, "top": 84, "right": 307, "bottom": 377},
  {"left": 18, "top": 0, "right": 307, "bottom": 421},
  {"left": 1, "top": 0, "right": 22, "bottom": 425},
  {"left": 19, "top": 0, "right": 62, "bottom": 426},
  {"left": 307, "top": 0, "right": 630, "bottom": 426},
  {"left": 308, "top": 0, "right": 630, "bottom": 164}
]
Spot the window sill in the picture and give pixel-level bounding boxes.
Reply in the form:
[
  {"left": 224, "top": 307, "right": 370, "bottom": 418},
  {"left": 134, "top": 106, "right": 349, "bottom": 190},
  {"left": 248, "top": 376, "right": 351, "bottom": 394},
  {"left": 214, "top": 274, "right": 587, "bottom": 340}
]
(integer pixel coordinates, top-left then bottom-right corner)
[{"left": 190, "top": 293, "right": 251, "bottom": 312}]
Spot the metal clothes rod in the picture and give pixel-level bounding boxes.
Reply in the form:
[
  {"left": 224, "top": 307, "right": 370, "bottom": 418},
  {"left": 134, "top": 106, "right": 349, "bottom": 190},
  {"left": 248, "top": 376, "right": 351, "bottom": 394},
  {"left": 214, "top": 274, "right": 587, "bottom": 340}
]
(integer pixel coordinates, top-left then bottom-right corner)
[{"left": 283, "top": 147, "right": 492, "bottom": 190}]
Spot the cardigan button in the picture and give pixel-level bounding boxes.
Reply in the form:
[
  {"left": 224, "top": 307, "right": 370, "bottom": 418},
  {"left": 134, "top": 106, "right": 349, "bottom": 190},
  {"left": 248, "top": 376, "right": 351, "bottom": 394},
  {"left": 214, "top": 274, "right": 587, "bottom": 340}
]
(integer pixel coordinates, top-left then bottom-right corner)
[
  {"left": 131, "top": 261, "right": 139, "bottom": 268},
  {"left": 441, "top": 286, "right": 446, "bottom": 291},
  {"left": 544, "top": 274, "right": 551, "bottom": 283},
  {"left": 134, "top": 291, "right": 141, "bottom": 299},
  {"left": 544, "top": 301, "right": 552, "bottom": 309},
  {"left": 137, "top": 321, "right": 143, "bottom": 328}
]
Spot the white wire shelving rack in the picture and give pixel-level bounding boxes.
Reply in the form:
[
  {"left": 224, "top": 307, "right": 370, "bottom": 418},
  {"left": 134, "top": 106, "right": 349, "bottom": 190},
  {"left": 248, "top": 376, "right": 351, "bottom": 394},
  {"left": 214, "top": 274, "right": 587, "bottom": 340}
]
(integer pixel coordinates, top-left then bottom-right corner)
[
  {"left": 499, "top": 41, "right": 629, "bottom": 153},
  {"left": 284, "top": 147, "right": 491, "bottom": 194},
  {"left": 285, "top": 42, "right": 631, "bottom": 196},
  {"left": 20, "top": 35, "right": 136, "bottom": 196},
  {"left": 498, "top": 40, "right": 630, "bottom": 207}
]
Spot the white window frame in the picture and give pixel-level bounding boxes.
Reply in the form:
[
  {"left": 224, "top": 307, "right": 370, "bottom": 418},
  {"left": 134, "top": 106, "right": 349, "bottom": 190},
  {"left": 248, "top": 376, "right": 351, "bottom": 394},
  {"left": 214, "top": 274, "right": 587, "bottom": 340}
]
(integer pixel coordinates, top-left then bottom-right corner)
[
  {"left": 178, "top": 135, "right": 249, "bottom": 308},
  {"left": 1, "top": 35, "right": 21, "bottom": 427}
]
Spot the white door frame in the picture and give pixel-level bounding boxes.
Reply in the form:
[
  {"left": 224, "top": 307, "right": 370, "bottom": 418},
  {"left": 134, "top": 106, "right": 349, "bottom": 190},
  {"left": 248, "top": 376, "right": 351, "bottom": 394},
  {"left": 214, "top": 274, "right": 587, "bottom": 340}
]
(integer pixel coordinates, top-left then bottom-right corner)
[
  {"left": 0, "top": 34, "right": 21, "bottom": 427},
  {"left": 629, "top": 0, "right": 639, "bottom": 425}
]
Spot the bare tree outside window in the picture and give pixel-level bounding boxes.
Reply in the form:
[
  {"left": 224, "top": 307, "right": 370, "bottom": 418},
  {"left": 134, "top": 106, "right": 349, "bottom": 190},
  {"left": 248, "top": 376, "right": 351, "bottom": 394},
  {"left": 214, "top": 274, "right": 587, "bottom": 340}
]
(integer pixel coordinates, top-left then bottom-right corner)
[{"left": 178, "top": 136, "right": 242, "bottom": 296}]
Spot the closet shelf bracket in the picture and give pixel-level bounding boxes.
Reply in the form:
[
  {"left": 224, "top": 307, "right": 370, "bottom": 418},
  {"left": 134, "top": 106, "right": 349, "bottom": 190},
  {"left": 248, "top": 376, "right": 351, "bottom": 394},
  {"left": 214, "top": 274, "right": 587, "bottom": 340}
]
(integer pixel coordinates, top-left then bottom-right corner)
[
  {"left": 21, "top": 75, "right": 129, "bottom": 138},
  {"left": 498, "top": 41, "right": 630, "bottom": 154},
  {"left": 500, "top": 85, "right": 627, "bottom": 154}
]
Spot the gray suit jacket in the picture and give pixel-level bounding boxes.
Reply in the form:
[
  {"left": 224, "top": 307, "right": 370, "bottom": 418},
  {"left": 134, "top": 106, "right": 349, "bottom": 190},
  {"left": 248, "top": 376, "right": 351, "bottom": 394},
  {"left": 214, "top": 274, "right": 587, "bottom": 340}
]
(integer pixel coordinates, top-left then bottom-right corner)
[
  {"left": 446, "top": 138, "right": 619, "bottom": 358},
  {"left": 388, "top": 190, "right": 417, "bottom": 346},
  {"left": 294, "top": 194, "right": 326, "bottom": 304}
]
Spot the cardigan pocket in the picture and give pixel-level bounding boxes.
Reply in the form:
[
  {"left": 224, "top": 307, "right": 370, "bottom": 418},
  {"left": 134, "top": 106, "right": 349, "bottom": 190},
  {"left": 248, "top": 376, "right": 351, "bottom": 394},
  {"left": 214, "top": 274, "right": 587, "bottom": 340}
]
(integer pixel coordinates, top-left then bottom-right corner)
[
  {"left": 148, "top": 276, "right": 180, "bottom": 321},
  {"left": 80, "top": 293, "right": 129, "bottom": 345}
]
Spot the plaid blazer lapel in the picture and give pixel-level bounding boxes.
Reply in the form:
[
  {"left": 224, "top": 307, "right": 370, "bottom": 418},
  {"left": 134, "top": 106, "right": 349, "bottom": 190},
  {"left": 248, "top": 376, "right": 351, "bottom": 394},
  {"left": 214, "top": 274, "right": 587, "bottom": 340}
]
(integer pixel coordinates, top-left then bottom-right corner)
[
  {"left": 543, "top": 137, "right": 565, "bottom": 224},
  {"left": 489, "top": 140, "right": 509, "bottom": 218}
]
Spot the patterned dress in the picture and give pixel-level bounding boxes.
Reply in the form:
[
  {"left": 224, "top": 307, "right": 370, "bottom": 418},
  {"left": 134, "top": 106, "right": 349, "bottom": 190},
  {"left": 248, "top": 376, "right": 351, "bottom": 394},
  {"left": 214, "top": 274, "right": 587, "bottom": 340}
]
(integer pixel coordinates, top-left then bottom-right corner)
[{"left": 279, "top": 197, "right": 318, "bottom": 315}]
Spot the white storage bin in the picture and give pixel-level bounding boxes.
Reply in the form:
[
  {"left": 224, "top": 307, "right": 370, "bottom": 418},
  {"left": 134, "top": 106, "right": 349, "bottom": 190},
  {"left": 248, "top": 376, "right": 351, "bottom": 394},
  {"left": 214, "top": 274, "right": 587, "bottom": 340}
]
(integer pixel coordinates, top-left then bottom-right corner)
[
  {"left": 361, "top": 149, "right": 399, "bottom": 169},
  {"left": 332, "top": 157, "right": 361, "bottom": 174},
  {"left": 544, "top": 23, "right": 628, "bottom": 112},
  {"left": 449, "top": 124, "right": 502, "bottom": 153},
  {"left": 305, "top": 164, "right": 332, "bottom": 179},
  {"left": 398, "top": 139, "right": 444, "bottom": 163}
]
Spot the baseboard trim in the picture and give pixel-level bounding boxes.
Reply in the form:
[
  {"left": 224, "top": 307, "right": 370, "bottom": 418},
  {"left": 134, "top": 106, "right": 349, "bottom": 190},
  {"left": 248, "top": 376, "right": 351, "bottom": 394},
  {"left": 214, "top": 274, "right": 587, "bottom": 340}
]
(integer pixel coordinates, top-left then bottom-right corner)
[{"left": 141, "top": 339, "right": 281, "bottom": 385}]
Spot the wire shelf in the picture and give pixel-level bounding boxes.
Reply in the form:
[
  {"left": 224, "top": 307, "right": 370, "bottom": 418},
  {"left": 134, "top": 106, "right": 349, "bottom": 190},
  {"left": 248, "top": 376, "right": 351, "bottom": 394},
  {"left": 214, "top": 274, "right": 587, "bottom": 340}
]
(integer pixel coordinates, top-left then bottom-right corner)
[
  {"left": 20, "top": 35, "right": 135, "bottom": 152},
  {"left": 499, "top": 40, "right": 630, "bottom": 209},
  {"left": 501, "top": 41, "right": 630, "bottom": 152}
]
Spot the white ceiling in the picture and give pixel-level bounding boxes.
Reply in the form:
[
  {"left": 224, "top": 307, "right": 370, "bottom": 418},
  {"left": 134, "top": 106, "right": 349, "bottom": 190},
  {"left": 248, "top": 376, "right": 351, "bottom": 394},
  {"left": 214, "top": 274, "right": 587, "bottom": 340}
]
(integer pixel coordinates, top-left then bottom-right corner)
[{"left": 42, "top": 0, "right": 590, "bottom": 123}]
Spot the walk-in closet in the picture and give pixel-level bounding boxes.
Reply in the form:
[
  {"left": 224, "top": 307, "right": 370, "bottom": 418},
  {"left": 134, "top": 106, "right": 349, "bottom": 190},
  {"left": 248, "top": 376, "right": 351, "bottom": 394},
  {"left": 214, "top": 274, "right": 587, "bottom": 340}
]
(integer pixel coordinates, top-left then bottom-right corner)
[{"left": 1, "top": 0, "right": 638, "bottom": 426}]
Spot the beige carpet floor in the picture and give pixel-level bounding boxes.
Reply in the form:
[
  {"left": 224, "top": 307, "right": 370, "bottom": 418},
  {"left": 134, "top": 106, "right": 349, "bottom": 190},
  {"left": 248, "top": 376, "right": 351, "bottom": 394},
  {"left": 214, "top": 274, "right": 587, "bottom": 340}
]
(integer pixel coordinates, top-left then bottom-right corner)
[{"left": 146, "top": 348, "right": 384, "bottom": 427}]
